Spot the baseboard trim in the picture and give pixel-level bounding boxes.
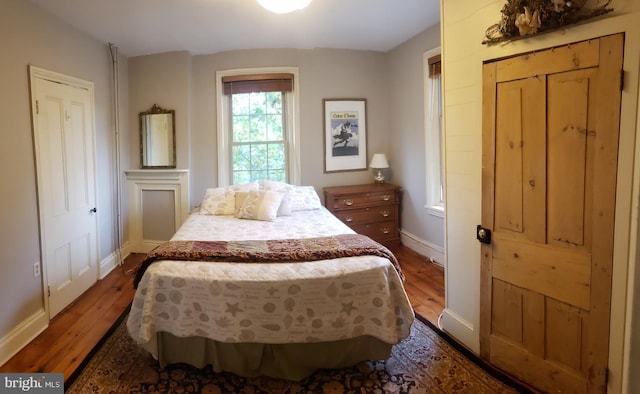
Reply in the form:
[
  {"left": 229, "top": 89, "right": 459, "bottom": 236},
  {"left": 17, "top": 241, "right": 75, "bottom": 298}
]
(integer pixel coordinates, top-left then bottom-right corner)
[
  {"left": 0, "top": 309, "right": 48, "bottom": 367},
  {"left": 400, "top": 230, "right": 445, "bottom": 266},
  {"left": 98, "top": 242, "right": 131, "bottom": 280},
  {"left": 1, "top": 244, "right": 133, "bottom": 366},
  {"left": 440, "top": 308, "right": 479, "bottom": 354}
]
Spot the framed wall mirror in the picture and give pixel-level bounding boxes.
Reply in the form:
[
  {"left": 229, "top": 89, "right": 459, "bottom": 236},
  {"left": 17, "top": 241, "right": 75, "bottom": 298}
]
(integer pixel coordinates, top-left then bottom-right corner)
[{"left": 140, "top": 104, "right": 176, "bottom": 168}]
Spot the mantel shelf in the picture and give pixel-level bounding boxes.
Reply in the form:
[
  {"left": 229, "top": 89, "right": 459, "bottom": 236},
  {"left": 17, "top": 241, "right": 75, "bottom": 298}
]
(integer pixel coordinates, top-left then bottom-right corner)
[{"left": 125, "top": 169, "right": 189, "bottom": 181}]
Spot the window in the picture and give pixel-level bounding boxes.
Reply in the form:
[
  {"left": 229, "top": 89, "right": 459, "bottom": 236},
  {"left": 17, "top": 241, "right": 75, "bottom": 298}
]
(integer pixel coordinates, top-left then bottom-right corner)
[
  {"left": 216, "top": 68, "right": 301, "bottom": 186},
  {"left": 424, "top": 49, "right": 444, "bottom": 218}
]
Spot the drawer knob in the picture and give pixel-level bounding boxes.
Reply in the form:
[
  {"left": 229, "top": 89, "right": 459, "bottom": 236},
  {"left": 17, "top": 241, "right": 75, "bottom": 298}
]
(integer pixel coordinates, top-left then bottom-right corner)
[
  {"left": 380, "top": 227, "right": 390, "bottom": 234},
  {"left": 382, "top": 194, "right": 391, "bottom": 201},
  {"left": 380, "top": 210, "right": 389, "bottom": 217},
  {"left": 344, "top": 199, "right": 353, "bottom": 206},
  {"left": 345, "top": 216, "right": 353, "bottom": 222}
]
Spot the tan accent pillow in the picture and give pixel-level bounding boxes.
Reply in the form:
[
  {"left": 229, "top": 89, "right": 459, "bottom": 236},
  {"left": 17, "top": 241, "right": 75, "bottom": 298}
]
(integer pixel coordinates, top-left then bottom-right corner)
[
  {"left": 234, "top": 191, "right": 249, "bottom": 216},
  {"left": 235, "top": 190, "right": 284, "bottom": 221}
]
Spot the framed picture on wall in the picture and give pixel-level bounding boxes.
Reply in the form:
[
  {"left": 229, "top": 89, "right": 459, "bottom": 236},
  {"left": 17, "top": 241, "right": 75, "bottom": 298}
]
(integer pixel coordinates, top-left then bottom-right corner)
[{"left": 323, "top": 98, "right": 368, "bottom": 173}]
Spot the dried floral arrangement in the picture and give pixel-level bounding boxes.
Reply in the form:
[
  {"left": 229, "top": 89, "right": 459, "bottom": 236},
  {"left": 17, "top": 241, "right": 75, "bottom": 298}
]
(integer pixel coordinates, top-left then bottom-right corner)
[{"left": 483, "top": 0, "right": 614, "bottom": 45}]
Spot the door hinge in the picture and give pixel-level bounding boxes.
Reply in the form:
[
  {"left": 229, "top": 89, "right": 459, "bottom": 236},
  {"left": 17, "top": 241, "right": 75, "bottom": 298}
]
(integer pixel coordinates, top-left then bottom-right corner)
[
  {"left": 621, "top": 70, "right": 625, "bottom": 91},
  {"left": 47, "top": 286, "right": 50, "bottom": 297},
  {"left": 604, "top": 367, "right": 610, "bottom": 386},
  {"left": 35, "top": 100, "right": 39, "bottom": 115}
]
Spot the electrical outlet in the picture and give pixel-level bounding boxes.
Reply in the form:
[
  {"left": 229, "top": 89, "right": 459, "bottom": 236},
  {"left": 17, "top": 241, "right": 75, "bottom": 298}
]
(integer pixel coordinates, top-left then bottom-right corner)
[{"left": 33, "top": 262, "right": 41, "bottom": 277}]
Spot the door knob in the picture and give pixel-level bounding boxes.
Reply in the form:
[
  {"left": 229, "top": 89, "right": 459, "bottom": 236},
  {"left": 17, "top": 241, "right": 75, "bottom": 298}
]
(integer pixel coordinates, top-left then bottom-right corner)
[{"left": 476, "top": 225, "right": 491, "bottom": 244}]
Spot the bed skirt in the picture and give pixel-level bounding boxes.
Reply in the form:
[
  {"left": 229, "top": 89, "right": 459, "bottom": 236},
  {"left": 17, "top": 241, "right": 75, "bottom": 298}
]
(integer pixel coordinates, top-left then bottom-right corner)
[{"left": 148, "top": 332, "right": 393, "bottom": 381}]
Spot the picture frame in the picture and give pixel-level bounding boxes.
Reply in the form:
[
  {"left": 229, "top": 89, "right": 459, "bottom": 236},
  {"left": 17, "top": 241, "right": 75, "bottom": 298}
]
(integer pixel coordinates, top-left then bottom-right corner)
[{"left": 323, "top": 98, "right": 368, "bottom": 173}]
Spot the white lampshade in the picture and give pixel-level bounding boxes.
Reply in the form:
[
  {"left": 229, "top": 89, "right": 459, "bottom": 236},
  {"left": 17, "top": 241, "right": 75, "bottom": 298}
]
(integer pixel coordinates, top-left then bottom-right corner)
[
  {"left": 257, "top": 0, "right": 312, "bottom": 13},
  {"left": 369, "top": 153, "right": 389, "bottom": 169}
]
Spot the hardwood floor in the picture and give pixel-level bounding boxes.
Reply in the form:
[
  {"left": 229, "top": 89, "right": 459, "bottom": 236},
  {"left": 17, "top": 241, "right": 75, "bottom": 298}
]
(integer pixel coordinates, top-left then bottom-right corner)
[
  {"left": 391, "top": 244, "right": 445, "bottom": 325},
  {"left": 0, "top": 245, "right": 444, "bottom": 382}
]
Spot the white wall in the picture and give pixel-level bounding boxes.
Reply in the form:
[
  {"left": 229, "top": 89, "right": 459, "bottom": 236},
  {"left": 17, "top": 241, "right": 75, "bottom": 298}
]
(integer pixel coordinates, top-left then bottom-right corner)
[{"left": 441, "top": 1, "right": 640, "bottom": 391}]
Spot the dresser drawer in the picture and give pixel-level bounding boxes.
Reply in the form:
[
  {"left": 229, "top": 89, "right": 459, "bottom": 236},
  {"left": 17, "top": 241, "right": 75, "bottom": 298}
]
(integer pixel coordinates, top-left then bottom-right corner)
[
  {"left": 333, "top": 205, "right": 397, "bottom": 225},
  {"left": 327, "top": 191, "right": 398, "bottom": 210},
  {"left": 351, "top": 221, "right": 398, "bottom": 242}
]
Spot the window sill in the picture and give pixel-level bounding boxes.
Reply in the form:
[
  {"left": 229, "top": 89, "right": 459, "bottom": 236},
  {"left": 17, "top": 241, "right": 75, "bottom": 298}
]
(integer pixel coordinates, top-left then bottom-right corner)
[{"left": 425, "top": 204, "right": 445, "bottom": 218}]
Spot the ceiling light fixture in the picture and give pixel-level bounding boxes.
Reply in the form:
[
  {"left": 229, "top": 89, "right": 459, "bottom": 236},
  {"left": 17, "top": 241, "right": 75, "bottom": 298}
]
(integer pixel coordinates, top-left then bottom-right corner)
[{"left": 257, "top": 0, "right": 312, "bottom": 14}]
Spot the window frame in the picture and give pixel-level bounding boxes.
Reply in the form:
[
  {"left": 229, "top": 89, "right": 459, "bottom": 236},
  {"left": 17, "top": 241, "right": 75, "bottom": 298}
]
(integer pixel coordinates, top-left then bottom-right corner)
[
  {"left": 216, "top": 67, "right": 301, "bottom": 186},
  {"left": 423, "top": 48, "right": 445, "bottom": 218}
]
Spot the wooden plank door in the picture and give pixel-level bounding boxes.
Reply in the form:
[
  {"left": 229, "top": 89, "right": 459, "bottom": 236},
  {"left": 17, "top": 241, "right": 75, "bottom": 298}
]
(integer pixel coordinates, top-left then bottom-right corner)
[{"left": 480, "top": 34, "right": 623, "bottom": 393}]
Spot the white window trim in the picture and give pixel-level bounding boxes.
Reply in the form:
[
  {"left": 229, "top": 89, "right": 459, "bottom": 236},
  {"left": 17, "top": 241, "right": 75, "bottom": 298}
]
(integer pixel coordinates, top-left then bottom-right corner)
[
  {"left": 423, "top": 48, "right": 445, "bottom": 219},
  {"left": 215, "top": 67, "right": 301, "bottom": 186}
]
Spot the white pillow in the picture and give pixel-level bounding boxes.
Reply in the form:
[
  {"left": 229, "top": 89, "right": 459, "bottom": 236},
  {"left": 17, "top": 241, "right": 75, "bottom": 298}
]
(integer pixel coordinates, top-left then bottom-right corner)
[
  {"left": 235, "top": 190, "right": 284, "bottom": 221},
  {"left": 199, "top": 182, "right": 259, "bottom": 215},
  {"left": 289, "top": 185, "right": 322, "bottom": 211},
  {"left": 261, "top": 180, "right": 292, "bottom": 216},
  {"left": 262, "top": 181, "right": 321, "bottom": 212}
]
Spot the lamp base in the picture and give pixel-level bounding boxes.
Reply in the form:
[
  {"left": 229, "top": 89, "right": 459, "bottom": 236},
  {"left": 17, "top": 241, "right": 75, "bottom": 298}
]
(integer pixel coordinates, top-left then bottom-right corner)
[{"left": 374, "top": 170, "right": 385, "bottom": 184}]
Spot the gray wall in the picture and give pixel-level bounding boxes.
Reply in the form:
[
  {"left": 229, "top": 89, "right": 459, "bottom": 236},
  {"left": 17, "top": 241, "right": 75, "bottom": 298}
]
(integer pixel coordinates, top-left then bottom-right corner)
[
  {"left": 0, "top": 0, "right": 127, "bottom": 348},
  {"left": 129, "top": 48, "right": 395, "bottom": 208},
  {"left": 389, "top": 25, "right": 444, "bottom": 250}
]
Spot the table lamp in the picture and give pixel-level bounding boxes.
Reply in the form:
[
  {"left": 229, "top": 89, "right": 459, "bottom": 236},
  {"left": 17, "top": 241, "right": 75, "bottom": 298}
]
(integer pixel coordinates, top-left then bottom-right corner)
[{"left": 369, "top": 153, "right": 389, "bottom": 184}]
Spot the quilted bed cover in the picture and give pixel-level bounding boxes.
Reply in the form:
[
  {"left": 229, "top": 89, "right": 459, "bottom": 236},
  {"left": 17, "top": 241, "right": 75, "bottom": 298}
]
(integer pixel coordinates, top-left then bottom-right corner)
[{"left": 127, "top": 207, "right": 414, "bottom": 359}]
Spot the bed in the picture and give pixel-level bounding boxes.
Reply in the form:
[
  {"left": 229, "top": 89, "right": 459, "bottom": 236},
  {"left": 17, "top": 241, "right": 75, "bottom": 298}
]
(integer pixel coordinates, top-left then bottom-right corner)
[{"left": 126, "top": 182, "right": 414, "bottom": 381}]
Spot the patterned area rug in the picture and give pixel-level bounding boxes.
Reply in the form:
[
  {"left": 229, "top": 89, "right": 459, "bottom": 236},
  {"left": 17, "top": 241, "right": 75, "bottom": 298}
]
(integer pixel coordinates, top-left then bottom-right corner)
[{"left": 66, "top": 310, "right": 529, "bottom": 393}]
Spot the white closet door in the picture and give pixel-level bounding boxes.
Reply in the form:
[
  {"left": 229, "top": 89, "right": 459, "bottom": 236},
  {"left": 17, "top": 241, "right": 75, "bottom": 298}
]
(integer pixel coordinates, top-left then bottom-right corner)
[{"left": 32, "top": 71, "right": 98, "bottom": 318}]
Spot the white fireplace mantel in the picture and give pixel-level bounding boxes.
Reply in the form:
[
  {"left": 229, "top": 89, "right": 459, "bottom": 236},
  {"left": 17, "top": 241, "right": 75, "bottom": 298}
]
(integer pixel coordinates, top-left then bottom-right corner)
[{"left": 125, "top": 169, "right": 189, "bottom": 253}]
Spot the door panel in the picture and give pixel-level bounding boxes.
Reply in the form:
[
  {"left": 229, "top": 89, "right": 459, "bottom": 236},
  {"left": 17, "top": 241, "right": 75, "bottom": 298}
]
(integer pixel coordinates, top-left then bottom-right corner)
[
  {"left": 33, "top": 76, "right": 98, "bottom": 318},
  {"left": 481, "top": 34, "right": 623, "bottom": 393},
  {"left": 547, "top": 69, "right": 594, "bottom": 248}
]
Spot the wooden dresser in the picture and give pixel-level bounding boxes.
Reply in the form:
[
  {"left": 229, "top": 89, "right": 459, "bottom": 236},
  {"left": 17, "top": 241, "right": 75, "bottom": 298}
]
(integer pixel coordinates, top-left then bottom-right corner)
[{"left": 323, "top": 183, "right": 401, "bottom": 247}]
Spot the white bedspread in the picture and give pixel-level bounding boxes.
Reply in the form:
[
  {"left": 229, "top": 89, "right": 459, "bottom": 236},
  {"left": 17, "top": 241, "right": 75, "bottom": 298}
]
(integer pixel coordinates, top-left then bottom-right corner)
[{"left": 127, "top": 207, "right": 414, "bottom": 357}]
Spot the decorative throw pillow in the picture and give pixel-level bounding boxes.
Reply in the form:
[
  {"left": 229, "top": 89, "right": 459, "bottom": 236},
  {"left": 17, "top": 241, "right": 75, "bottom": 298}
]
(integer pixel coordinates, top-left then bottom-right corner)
[
  {"left": 261, "top": 180, "right": 292, "bottom": 216},
  {"left": 236, "top": 190, "right": 284, "bottom": 221},
  {"left": 199, "top": 182, "right": 259, "bottom": 215}
]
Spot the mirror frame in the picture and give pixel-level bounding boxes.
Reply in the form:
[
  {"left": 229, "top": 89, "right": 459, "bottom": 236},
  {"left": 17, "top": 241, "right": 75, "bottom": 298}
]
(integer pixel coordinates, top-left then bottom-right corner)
[{"left": 139, "top": 104, "right": 176, "bottom": 169}]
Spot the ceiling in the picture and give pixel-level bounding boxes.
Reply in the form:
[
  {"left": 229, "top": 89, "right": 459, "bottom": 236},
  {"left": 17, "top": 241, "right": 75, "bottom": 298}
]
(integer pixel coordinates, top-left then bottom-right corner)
[{"left": 27, "top": 0, "right": 440, "bottom": 58}]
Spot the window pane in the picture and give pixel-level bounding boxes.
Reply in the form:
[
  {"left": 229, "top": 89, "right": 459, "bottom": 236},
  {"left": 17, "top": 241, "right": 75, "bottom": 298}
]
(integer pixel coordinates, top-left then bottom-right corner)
[
  {"left": 251, "top": 144, "right": 268, "bottom": 170},
  {"left": 250, "top": 93, "right": 266, "bottom": 114},
  {"left": 232, "top": 94, "right": 250, "bottom": 115},
  {"left": 268, "top": 170, "right": 286, "bottom": 182},
  {"left": 233, "top": 171, "right": 251, "bottom": 185},
  {"left": 268, "top": 143, "right": 285, "bottom": 170},
  {"left": 232, "top": 145, "right": 251, "bottom": 171},
  {"left": 232, "top": 116, "right": 250, "bottom": 142},
  {"left": 251, "top": 170, "right": 267, "bottom": 182},
  {"left": 266, "top": 92, "right": 282, "bottom": 113},
  {"left": 250, "top": 115, "right": 266, "bottom": 142},
  {"left": 267, "top": 114, "right": 283, "bottom": 141}
]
